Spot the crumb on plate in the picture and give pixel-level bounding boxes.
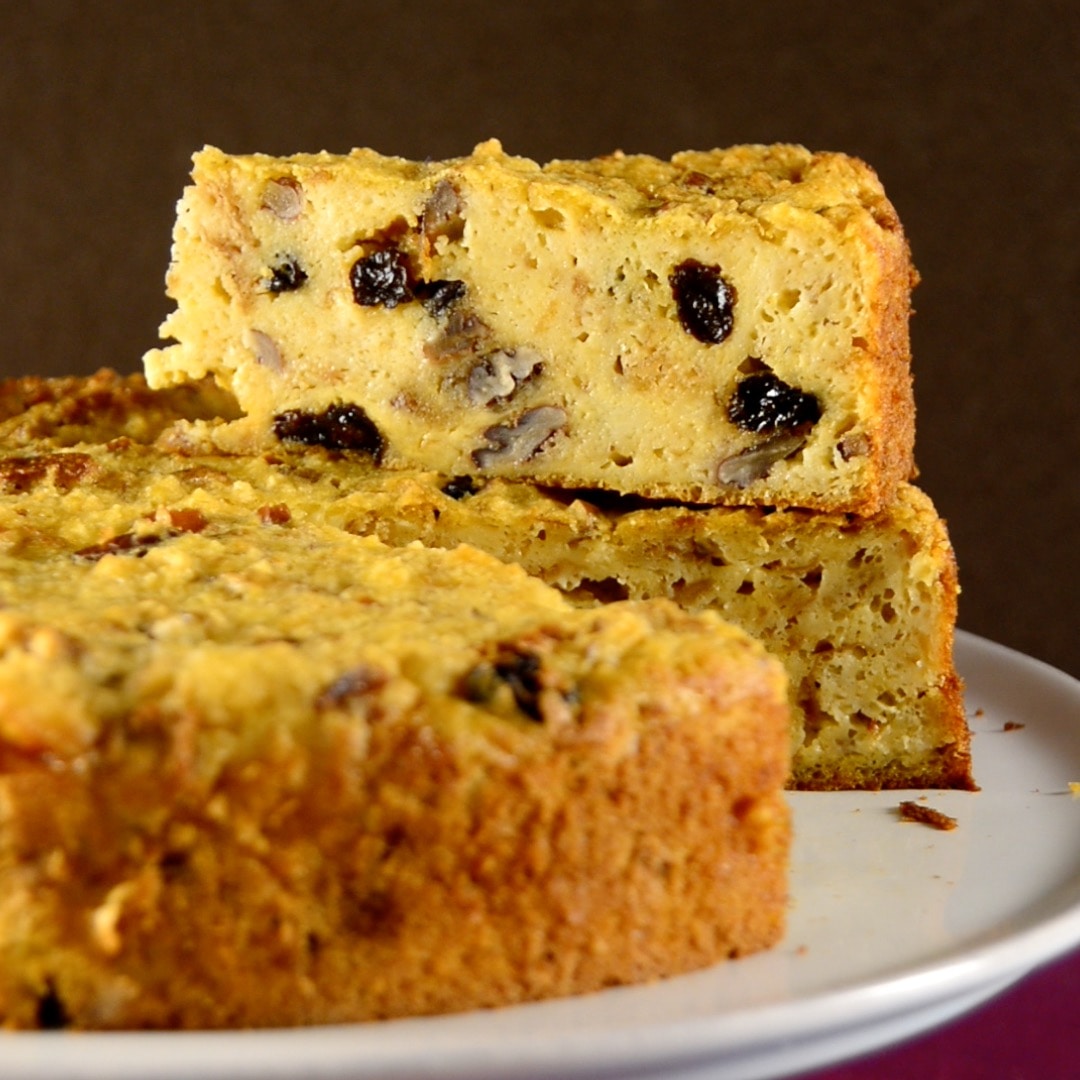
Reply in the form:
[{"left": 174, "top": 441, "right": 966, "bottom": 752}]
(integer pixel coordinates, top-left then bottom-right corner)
[{"left": 898, "top": 800, "right": 958, "bottom": 831}]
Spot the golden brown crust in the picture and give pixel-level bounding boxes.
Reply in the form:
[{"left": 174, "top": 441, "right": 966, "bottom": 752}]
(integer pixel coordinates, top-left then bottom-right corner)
[
  {"left": 0, "top": 371, "right": 971, "bottom": 792},
  {"left": 861, "top": 207, "right": 919, "bottom": 509},
  {"left": 0, "top": 368, "right": 238, "bottom": 448},
  {"left": 1, "top": 629, "right": 789, "bottom": 1028},
  {"left": 0, "top": 467, "right": 790, "bottom": 1029}
]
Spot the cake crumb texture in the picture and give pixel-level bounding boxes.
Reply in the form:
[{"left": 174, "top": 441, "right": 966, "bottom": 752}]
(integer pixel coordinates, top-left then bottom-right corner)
[
  {"left": 0, "top": 466, "right": 790, "bottom": 1028},
  {"left": 144, "top": 140, "right": 916, "bottom": 513},
  {"left": 0, "top": 371, "right": 971, "bottom": 792}
]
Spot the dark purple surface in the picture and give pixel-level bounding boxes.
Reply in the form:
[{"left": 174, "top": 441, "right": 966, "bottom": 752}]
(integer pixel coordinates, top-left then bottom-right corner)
[{"left": 801, "top": 948, "right": 1080, "bottom": 1080}]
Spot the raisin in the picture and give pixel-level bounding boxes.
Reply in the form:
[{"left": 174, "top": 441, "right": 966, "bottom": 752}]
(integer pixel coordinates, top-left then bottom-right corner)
[
  {"left": 669, "top": 259, "right": 737, "bottom": 344},
  {"left": 159, "top": 850, "right": 190, "bottom": 881},
  {"left": 349, "top": 248, "right": 412, "bottom": 308},
  {"left": 75, "top": 531, "right": 166, "bottom": 562},
  {"left": 494, "top": 652, "right": 544, "bottom": 721},
  {"left": 36, "top": 984, "right": 70, "bottom": 1030},
  {"left": 266, "top": 257, "right": 308, "bottom": 293},
  {"left": 272, "top": 404, "right": 385, "bottom": 457},
  {"left": 74, "top": 509, "right": 208, "bottom": 562},
  {"left": 440, "top": 476, "right": 481, "bottom": 500},
  {"left": 316, "top": 665, "right": 388, "bottom": 710},
  {"left": 460, "top": 652, "right": 543, "bottom": 719},
  {"left": 728, "top": 372, "right": 821, "bottom": 434},
  {"left": 414, "top": 278, "right": 466, "bottom": 317}
]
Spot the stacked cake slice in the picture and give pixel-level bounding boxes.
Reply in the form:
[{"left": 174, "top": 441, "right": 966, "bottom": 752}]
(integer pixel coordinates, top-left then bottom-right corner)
[
  {"left": 0, "top": 381, "right": 966, "bottom": 792},
  {"left": 143, "top": 140, "right": 972, "bottom": 791},
  {"left": 145, "top": 141, "right": 914, "bottom": 513},
  {"left": 0, "top": 140, "right": 971, "bottom": 1029}
]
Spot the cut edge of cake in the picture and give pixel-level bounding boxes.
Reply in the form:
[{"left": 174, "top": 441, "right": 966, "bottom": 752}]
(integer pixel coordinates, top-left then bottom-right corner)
[
  {"left": 143, "top": 140, "right": 917, "bottom": 514},
  {"left": 0, "top": 504, "right": 790, "bottom": 1028}
]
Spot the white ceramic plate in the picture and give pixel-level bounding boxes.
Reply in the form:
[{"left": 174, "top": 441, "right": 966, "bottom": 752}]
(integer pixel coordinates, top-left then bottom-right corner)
[{"left": 4, "top": 631, "right": 1080, "bottom": 1080}]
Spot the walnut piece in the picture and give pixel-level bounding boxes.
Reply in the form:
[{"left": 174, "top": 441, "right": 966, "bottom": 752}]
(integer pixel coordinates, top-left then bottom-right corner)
[
  {"left": 716, "top": 432, "right": 806, "bottom": 487},
  {"left": 244, "top": 329, "right": 284, "bottom": 374},
  {"left": 422, "top": 179, "right": 466, "bottom": 245},
  {"left": 262, "top": 178, "right": 304, "bottom": 221},
  {"left": 472, "top": 406, "right": 568, "bottom": 468},
  {"left": 467, "top": 347, "right": 543, "bottom": 406}
]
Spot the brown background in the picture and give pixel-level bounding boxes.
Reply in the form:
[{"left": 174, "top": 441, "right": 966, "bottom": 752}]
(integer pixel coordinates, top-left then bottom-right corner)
[{"left": 1, "top": 0, "right": 1077, "bottom": 677}]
